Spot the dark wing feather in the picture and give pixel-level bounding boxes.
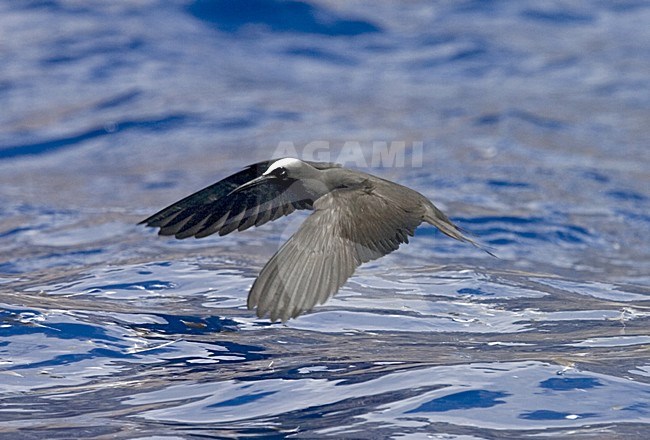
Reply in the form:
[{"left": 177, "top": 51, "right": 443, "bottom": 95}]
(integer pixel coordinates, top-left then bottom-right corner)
[
  {"left": 140, "top": 160, "right": 322, "bottom": 239},
  {"left": 247, "top": 182, "right": 425, "bottom": 322}
]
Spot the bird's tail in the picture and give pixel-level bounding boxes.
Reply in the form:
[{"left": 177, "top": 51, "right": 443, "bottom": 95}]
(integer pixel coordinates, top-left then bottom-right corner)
[{"left": 423, "top": 202, "right": 496, "bottom": 257}]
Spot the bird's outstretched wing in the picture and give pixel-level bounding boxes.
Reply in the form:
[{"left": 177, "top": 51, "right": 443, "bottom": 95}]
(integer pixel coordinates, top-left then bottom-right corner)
[
  {"left": 140, "top": 160, "right": 327, "bottom": 239},
  {"left": 248, "top": 183, "right": 425, "bottom": 322}
]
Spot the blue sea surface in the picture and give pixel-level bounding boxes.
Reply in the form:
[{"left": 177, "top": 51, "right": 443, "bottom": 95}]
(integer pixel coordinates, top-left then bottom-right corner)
[{"left": 1, "top": 1, "right": 649, "bottom": 438}]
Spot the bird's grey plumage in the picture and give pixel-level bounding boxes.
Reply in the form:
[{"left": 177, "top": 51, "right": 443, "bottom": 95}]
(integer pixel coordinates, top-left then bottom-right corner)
[{"left": 140, "top": 158, "right": 489, "bottom": 322}]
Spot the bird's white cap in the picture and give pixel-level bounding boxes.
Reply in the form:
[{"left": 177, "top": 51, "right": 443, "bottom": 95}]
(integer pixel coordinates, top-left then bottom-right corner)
[{"left": 263, "top": 157, "right": 303, "bottom": 175}]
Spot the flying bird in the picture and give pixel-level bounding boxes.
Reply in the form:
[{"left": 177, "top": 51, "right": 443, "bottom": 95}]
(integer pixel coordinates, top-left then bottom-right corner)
[{"left": 140, "top": 158, "right": 490, "bottom": 322}]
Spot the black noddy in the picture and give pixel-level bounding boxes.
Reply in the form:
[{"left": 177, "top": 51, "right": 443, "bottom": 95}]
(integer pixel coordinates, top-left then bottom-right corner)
[{"left": 140, "top": 158, "right": 491, "bottom": 322}]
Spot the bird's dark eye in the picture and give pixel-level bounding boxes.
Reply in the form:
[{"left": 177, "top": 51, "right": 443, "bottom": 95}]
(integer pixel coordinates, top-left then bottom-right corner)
[{"left": 273, "top": 167, "right": 288, "bottom": 179}]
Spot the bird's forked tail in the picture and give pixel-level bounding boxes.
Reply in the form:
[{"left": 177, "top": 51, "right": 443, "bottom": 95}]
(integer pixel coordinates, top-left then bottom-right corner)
[{"left": 423, "top": 202, "right": 496, "bottom": 257}]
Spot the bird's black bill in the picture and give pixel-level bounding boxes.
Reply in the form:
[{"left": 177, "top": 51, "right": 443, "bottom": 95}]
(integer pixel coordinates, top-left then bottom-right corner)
[{"left": 228, "top": 175, "right": 272, "bottom": 196}]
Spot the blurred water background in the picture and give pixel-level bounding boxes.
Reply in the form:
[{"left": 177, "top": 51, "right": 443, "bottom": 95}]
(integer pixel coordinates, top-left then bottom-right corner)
[{"left": 1, "top": 1, "right": 649, "bottom": 438}]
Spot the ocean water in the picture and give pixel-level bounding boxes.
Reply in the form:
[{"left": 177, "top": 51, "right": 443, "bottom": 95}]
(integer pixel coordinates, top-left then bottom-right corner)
[{"left": 1, "top": 1, "right": 649, "bottom": 438}]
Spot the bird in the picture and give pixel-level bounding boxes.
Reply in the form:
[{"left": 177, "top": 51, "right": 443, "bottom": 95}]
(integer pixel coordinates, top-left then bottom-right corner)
[{"left": 140, "top": 157, "right": 490, "bottom": 322}]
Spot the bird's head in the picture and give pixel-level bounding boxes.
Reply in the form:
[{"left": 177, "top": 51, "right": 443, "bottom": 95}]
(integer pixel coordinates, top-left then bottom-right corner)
[{"left": 230, "top": 158, "right": 322, "bottom": 194}]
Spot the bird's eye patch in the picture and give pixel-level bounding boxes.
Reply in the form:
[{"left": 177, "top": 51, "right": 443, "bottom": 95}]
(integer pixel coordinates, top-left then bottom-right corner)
[{"left": 273, "top": 167, "right": 288, "bottom": 178}]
